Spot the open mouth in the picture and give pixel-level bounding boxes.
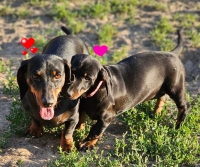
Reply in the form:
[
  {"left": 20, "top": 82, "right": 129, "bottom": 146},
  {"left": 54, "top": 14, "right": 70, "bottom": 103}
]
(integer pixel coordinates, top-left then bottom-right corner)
[{"left": 40, "top": 107, "right": 54, "bottom": 120}]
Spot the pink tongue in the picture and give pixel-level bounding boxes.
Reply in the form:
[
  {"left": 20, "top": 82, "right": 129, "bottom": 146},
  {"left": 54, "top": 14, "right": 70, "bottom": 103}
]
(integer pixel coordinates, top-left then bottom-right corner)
[{"left": 40, "top": 107, "right": 54, "bottom": 120}]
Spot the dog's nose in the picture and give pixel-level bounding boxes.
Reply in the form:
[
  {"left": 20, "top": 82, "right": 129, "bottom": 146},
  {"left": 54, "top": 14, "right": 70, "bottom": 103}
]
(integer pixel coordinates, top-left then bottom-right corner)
[{"left": 42, "top": 98, "right": 54, "bottom": 107}]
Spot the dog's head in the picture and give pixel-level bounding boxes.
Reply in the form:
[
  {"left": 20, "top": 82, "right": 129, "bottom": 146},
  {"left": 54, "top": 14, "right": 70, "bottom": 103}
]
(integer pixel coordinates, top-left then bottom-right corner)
[
  {"left": 66, "top": 54, "right": 114, "bottom": 104},
  {"left": 17, "top": 54, "right": 71, "bottom": 120}
]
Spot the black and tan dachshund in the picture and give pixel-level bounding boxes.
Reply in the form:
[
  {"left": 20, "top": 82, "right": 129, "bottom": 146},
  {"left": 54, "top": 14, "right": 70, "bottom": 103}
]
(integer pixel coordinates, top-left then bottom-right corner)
[
  {"left": 66, "top": 30, "right": 190, "bottom": 150},
  {"left": 17, "top": 26, "right": 89, "bottom": 151}
]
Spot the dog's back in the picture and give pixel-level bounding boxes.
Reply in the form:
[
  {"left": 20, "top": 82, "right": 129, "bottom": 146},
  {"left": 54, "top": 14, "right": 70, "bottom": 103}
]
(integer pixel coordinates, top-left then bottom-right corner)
[
  {"left": 113, "top": 30, "right": 185, "bottom": 104},
  {"left": 43, "top": 27, "right": 89, "bottom": 61}
]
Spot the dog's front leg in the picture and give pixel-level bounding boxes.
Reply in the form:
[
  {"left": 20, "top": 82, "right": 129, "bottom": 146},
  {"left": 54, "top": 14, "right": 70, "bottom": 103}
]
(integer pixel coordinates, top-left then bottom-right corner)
[
  {"left": 75, "top": 110, "right": 85, "bottom": 130},
  {"left": 26, "top": 118, "right": 43, "bottom": 137},
  {"left": 60, "top": 118, "right": 78, "bottom": 152},
  {"left": 79, "top": 114, "right": 113, "bottom": 151}
]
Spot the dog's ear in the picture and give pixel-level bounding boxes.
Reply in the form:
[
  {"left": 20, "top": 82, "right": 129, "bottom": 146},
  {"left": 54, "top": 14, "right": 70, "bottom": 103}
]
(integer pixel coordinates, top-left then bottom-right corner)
[
  {"left": 71, "top": 55, "right": 76, "bottom": 64},
  {"left": 17, "top": 60, "right": 29, "bottom": 100},
  {"left": 100, "top": 67, "right": 115, "bottom": 105},
  {"left": 63, "top": 59, "right": 71, "bottom": 85}
]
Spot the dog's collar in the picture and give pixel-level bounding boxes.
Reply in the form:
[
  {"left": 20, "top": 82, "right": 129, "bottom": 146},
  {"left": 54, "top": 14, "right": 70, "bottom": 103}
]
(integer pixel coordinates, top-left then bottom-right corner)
[{"left": 87, "top": 81, "right": 103, "bottom": 97}]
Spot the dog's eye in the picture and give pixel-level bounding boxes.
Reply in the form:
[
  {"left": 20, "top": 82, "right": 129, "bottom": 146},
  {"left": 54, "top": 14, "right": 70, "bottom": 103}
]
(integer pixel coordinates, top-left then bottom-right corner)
[
  {"left": 32, "top": 74, "right": 39, "bottom": 80},
  {"left": 55, "top": 74, "right": 61, "bottom": 79},
  {"left": 84, "top": 76, "right": 90, "bottom": 81}
]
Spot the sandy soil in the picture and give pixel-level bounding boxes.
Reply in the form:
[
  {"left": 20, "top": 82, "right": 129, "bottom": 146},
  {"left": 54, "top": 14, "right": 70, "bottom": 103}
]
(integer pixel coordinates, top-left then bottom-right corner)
[{"left": 0, "top": 0, "right": 200, "bottom": 166}]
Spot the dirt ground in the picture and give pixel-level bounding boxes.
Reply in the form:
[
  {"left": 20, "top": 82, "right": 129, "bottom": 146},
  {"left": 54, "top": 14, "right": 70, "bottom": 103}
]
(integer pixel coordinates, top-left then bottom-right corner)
[{"left": 0, "top": 0, "right": 200, "bottom": 166}]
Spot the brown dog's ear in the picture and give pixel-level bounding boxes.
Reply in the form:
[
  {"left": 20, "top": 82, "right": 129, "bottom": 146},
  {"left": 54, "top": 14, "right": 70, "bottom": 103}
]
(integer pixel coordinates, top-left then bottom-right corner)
[
  {"left": 100, "top": 67, "right": 115, "bottom": 105},
  {"left": 17, "top": 60, "right": 29, "bottom": 100},
  {"left": 63, "top": 59, "right": 71, "bottom": 85}
]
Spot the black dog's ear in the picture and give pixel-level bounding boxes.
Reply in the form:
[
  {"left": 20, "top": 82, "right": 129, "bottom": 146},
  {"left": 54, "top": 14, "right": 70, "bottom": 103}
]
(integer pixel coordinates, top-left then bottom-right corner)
[
  {"left": 17, "top": 60, "right": 29, "bottom": 100},
  {"left": 71, "top": 55, "right": 76, "bottom": 64},
  {"left": 100, "top": 67, "right": 115, "bottom": 105},
  {"left": 63, "top": 59, "right": 71, "bottom": 85}
]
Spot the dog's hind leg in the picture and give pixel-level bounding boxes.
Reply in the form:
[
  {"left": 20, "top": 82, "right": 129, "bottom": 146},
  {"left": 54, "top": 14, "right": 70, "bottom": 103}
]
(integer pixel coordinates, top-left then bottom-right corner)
[
  {"left": 174, "top": 93, "right": 189, "bottom": 129},
  {"left": 167, "top": 79, "right": 189, "bottom": 129},
  {"left": 153, "top": 95, "right": 166, "bottom": 115}
]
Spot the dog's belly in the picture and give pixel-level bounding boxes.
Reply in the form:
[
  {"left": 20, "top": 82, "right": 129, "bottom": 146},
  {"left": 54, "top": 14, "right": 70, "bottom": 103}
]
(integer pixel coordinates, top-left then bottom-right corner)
[{"left": 114, "top": 88, "right": 165, "bottom": 116}]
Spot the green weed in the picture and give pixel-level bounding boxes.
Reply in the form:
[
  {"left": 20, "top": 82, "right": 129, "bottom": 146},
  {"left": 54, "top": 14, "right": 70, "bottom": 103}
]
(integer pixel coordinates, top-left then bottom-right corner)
[
  {"left": 50, "top": 4, "right": 85, "bottom": 34},
  {"left": 50, "top": 94, "right": 200, "bottom": 166},
  {"left": 98, "top": 24, "right": 117, "bottom": 47},
  {"left": 0, "top": 130, "right": 10, "bottom": 149},
  {"left": 17, "top": 159, "right": 23, "bottom": 166},
  {"left": 110, "top": 0, "right": 138, "bottom": 16},
  {"left": 154, "top": 17, "right": 174, "bottom": 34},
  {"left": 153, "top": 2, "right": 167, "bottom": 11},
  {"left": 15, "top": 7, "right": 30, "bottom": 19},
  {"left": 1, "top": 64, "right": 31, "bottom": 135},
  {"left": 0, "top": 60, "right": 6, "bottom": 73},
  {"left": 150, "top": 17, "right": 175, "bottom": 51},
  {"left": 183, "top": 14, "right": 197, "bottom": 28},
  {"left": 80, "top": 2, "right": 110, "bottom": 19},
  {"left": 118, "top": 95, "right": 200, "bottom": 166},
  {"left": 6, "top": 98, "right": 31, "bottom": 136},
  {"left": 73, "top": 116, "right": 94, "bottom": 143},
  {"left": 34, "top": 34, "right": 48, "bottom": 53},
  {"left": 111, "top": 45, "right": 128, "bottom": 63},
  {"left": 138, "top": 0, "right": 167, "bottom": 11},
  {"left": 3, "top": 72, "right": 19, "bottom": 96},
  {"left": 0, "top": 5, "right": 12, "bottom": 16},
  {"left": 188, "top": 29, "right": 200, "bottom": 48},
  {"left": 50, "top": 4, "right": 76, "bottom": 22},
  {"left": 173, "top": 13, "right": 198, "bottom": 29},
  {"left": 33, "top": 17, "right": 40, "bottom": 24}
]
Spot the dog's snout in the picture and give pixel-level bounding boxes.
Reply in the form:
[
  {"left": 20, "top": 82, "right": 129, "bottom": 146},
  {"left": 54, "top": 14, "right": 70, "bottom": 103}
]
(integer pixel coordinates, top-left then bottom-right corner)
[
  {"left": 66, "top": 87, "right": 75, "bottom": 98},
  {"left": 42, "top": 98, "right": 54, "bottom": 107}
]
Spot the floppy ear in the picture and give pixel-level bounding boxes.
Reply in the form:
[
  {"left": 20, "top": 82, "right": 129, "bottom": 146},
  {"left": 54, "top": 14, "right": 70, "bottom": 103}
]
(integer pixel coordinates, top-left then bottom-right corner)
[
  {"left": 71, "top": 55, "right": 76, "bottom": 64},
  {"left": 100, "top": 67, "right": 115, "bottom": 105},
  {"left": 63, "top": 59, "right": 71, "bottom": 85},
  {"left": 17, "top": 60, "right": 29, "bottom": 100}
]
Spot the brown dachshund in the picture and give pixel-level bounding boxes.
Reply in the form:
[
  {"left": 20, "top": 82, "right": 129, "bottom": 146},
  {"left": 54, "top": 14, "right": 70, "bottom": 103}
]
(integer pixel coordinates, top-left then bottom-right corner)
[
  {"left": 66, "top": 30, "right": 190, "bottom": 150},
  {"left": 17, "top": 26, "right": 89, "bottom": 151}
]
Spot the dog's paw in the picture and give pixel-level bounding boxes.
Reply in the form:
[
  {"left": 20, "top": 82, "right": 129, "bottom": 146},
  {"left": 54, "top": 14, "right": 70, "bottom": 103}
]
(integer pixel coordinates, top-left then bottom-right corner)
[
  {"left": 75, "top": 123, "right": 85, "bottom": 130},
  {"left": 26, "top": 121, "right": 43, "bottom": 138},
  {"left": 60, "top": 131, "right": 73, "bottom": 152},
  {"left": 78, "top": 138, "right": 98, "bottom": 151},
  {"left": 60, "top": 140, "right": 73, "bottom": 152}
]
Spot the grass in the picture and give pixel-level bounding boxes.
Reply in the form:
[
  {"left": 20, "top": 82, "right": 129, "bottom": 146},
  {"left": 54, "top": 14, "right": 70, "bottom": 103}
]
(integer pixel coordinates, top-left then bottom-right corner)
[
  {"left": 150, "top": 17, "right": 175, "bottom": 51},
  {"left": 0, "top": 5, "right": 12, "bottom": 17},
  {"left": 80, "top": 2, "right": 111, "bottom": 19},
  {"left": 111, "top": 45, "right": 128, "bottom": 63},
  {"left": 1, "top": 0, "right": 200, "bottom": 166},
  {"left": 1, "top": 58, "right": 200, "bottom": 166},
  {"left": 187, "top": 29, "right": 200, "bottom": 48},
  {"left": 0, "top": 130, "right": 10, "bottom": 150},
  {"left": 173, "top": 13, "right": 198, "bottom": 29},
  {"left": 50, "top": 4, "right": 86, "bottom": 34},
  {"left": 110, "top": 0, "right": 137, "bottom": 16},
  {"left": 49, "top": 94, "right": 200, "bottom": 166},
  {"left": 98, "top": 24, "right": 117, "bottom": 47},
  {"left": 34, "top": 33, "right": 48, "bottom": 53},
  {"left": 15, "top": 7, "right": 31, "bottom": 19},
  {"left": 138, "top": 0, "right": 167, "bottom": 11}
]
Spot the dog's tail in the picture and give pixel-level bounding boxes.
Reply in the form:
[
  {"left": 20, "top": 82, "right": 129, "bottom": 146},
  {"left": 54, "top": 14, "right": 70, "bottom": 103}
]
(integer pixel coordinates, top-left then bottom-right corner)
[
  {"left": 61, "top": 26, "right": 72, "bottom": 35},
  {"left": 170, "top": 29, "right": 183, "bottom": 56}
]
